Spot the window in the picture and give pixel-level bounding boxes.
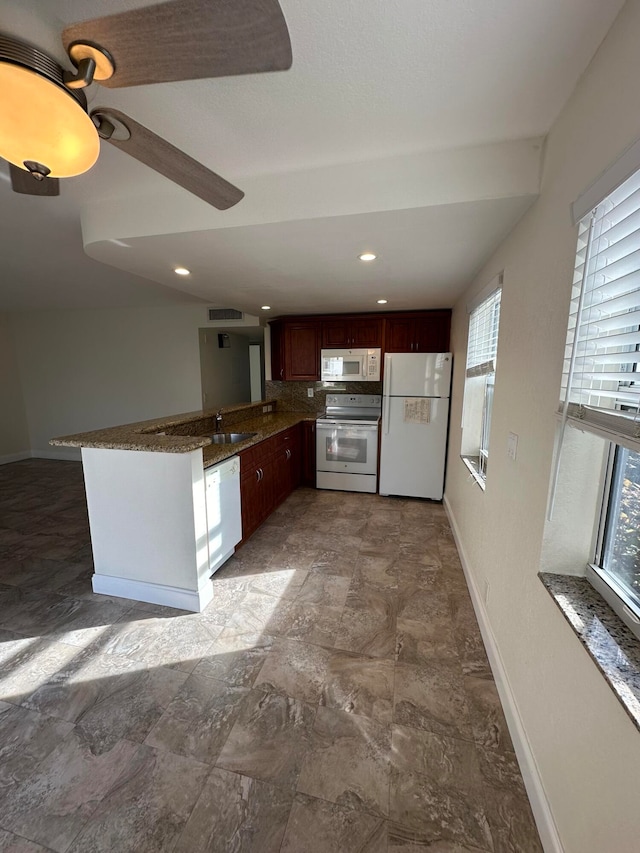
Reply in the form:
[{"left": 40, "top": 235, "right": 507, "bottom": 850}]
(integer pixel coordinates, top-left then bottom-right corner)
[
  {"left": 559, "top": 165, "right": 640, "bottom": 639},
  {"left": 461, "top": 278, "right": 502, "bottom": 486}
]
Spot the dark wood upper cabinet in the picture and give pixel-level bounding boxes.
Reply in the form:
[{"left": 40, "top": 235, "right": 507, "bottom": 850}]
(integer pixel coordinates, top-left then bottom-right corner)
[
  {"left": 414, "top": 313, "right": 451, "bottom": 353},
  {"left": 384, "top": 311, "right": 451, "bottom": 353},
  {"left": 270, "top": 319, "right": 321, "bottom": 381},
  {"left": 384, "top": 317, "right": 415, "bottom": 353},
  {"left": 270, "top": 310, "right": 450, "bottom": 381},
  {"left": 322, "top": 316, "right": 382, "bottom": 349},
  {"left": 321, "top": 318, "right": 351, "bottom": 348}
]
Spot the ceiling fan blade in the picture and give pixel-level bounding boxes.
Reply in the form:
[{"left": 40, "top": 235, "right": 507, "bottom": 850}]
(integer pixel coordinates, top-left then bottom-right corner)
[
  {"left": 9, "top": 164, "right": 60, "bottom": 196},
  {"left": 94, "top": 109, "right": 244, "bottom": 210},
  {"left": 62, "top": 0, "right": 292, "bottom": 88}
]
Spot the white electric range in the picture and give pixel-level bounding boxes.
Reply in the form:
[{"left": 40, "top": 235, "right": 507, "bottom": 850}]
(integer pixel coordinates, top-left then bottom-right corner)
[{"left": 315, "top": 394, "right": 382, "bottom": 493}]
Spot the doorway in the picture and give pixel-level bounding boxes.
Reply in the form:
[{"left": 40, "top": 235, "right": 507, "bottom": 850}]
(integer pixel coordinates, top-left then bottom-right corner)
[{"left": 198, "top": 326, "right": 265, "bottom": 409}]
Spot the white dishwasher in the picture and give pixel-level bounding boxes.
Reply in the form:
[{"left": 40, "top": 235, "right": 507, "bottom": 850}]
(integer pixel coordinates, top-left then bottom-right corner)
[{"left": 205, "top": 455, "right": 242, "bottom": 575}]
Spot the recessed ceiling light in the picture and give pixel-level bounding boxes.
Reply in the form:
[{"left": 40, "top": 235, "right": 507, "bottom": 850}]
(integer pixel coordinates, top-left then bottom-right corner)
[
  {"left": 377, "top": 299, "right": 388, "bottom": 304},
  {"left": 261, "top": 305, "right": 271, "bottom": 310},
  {"left": 359, "top": 252, "right": 377, "bottom": 262},
  {"left": 174, "top": 267, "right": 190, "bottom": 276}
]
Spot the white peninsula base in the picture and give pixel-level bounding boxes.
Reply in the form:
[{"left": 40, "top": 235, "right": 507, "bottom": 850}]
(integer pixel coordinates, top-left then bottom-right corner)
[{"left": 81, "top": 447, "right": 240, "bottom": 612}]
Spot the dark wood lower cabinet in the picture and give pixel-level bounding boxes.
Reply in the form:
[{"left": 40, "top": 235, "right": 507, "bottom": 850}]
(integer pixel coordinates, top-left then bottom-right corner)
[
  {"left": 240, "top": 462, "right": 267, "bottom": 543},
  {"left": 302, "top": 420, "right": 316, "bottom": 487},
  {"left": 239, "top": 424, "right": 303, "bottom": 543}
]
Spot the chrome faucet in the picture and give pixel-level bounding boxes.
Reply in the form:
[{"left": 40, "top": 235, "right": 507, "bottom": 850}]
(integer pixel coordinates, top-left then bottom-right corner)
[{"left": 215, "top": 410, "right": 223, "bottom": 432}]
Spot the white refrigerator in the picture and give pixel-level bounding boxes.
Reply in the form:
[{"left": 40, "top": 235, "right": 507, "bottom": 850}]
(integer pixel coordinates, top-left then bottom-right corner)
[{"left": 379, "top": 352, "right": 452, "bottom": 499}]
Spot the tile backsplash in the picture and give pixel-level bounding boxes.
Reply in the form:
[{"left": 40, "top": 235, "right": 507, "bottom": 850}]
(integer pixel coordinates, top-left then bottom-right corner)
[{"left": 266, "top": 380, "right": 383, "bottom": 414}]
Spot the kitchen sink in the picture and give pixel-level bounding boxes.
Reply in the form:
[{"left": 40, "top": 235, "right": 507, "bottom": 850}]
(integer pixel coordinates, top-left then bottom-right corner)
[{"left": 210, "top": 432, "right": 257, "bottom": 445}]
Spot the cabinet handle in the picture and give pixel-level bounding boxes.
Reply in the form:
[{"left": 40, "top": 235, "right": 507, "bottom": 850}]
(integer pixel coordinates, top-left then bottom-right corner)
[
  {"left": 280, "top": 368, "right": 284, "bottom": 379},
  {"left": 260, "top": 468, "right": 264, "bottom": 481},
  {"left": 256, "top": 469, "right": 260, "bottom": 482}
]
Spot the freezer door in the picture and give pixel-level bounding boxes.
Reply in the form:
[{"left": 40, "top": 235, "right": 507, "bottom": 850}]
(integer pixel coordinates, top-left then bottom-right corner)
[
  {"left": 379, "top": 396, "right": 449, "bottom": 499},
  {"left": 384, "top": 352, "right": 452, "bottom": 397}
]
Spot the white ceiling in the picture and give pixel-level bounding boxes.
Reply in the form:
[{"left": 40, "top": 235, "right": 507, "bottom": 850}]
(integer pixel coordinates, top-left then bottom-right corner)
[{"left": 0, "top": 0, "right": 625, "bottom": 314}]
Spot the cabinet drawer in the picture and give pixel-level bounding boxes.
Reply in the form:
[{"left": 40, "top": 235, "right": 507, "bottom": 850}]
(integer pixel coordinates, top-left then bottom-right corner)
[
  {"left": 275, "top": 425, "right": 300, "bottom": 451},
  {"left": 240, "top": 444, "right": 266, "bottom": 473}
]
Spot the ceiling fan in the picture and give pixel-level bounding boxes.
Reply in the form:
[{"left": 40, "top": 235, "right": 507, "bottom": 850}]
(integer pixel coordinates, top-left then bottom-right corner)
[{"left": 0, "top": 0, "right": 292, "bottom": 209}]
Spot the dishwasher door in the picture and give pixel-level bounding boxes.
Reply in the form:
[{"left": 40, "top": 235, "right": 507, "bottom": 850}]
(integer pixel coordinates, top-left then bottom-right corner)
[{"left": 205, "top": 455, "right": 241, "bottom": 575}]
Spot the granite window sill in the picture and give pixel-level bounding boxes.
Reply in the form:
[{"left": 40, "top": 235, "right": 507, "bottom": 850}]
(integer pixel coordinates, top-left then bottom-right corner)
[{"left": 539, "top": 572, "right": 640, "bottom": 732}]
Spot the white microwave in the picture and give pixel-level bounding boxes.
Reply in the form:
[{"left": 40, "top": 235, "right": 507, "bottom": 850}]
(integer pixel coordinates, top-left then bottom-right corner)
[{"left": 320, "top": 348, "right": 381, "bottom": 382}]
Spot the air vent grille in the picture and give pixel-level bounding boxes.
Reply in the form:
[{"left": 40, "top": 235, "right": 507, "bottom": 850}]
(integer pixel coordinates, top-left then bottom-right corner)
[{"left": 208, "top": 308, "right": 244, "bottom": 321}]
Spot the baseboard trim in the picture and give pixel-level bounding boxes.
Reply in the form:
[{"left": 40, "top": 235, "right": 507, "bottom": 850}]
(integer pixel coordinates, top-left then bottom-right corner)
[
  {"left": 34, "top": 447, "right": 82, "bottom": 462},
  {"left": 0, "top": 451, "right": 32, "bottom": 466},
  {"left": 443, "top": 495, "right": 564, "bottom": 853},
  {"left": 92, "top": 573, "right": 213, "bottom": 613}
]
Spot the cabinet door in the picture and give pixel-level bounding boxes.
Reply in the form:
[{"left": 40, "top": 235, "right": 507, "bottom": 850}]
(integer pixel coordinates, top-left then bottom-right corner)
[
  {"left": 287, "top": 425, "right": 302, "bottom": 492},
  {"left": 414, "top": 313, "right": 451, "bottom": 353},
  {"left": 351, "top": 317, "right": 383, "bottom": 348},
  {"left": 272, "top": 447, "right": 290, "bottom": 507},
  {"left": 273, "top": 427, "right": 302, "bottom": 504},
  {"left": 322, "top": 319, "right": 351, "bottom": 348},
  {"left": 284, "top": 321, "right": 321, "bottom": 380},
  {"left": 240, "top": 466, "right": 263, "bottom": 542},
  {"left": 285, "top": 424, "right": 301, "bottom": 495},
  {"left": 384, "top": 317, "right": 416, "bottom": 352},
  {"left": 301, "top": 421, "right": 316, "bottom": 487},
  {"left": 269, "top": 320, "right": 285, "bottom": 381},
  {"left": 259, "top": 454, "right": 277, "bottom": 519}
]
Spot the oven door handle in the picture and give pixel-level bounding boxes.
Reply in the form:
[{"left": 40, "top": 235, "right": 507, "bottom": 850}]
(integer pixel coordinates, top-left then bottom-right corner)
[{"left": 317, "top": 423, "right": 378, "bottom": 432}]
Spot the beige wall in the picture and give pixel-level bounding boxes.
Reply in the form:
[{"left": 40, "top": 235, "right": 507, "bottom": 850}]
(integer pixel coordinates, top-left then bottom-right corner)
[
  {"left": 0, "top": 312, "right": 30, "bottom": 460},
  {"left": 444, "top": 2, "right": 640, "bottom": 851},
  {"left": 199, "top": 329, "right": 252, "bottom": 409},
  {"left": 10, "top": 305, "right": 261, "bottom": 458}
]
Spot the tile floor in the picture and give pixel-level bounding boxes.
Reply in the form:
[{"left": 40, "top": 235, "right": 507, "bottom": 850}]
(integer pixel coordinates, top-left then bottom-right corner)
[{"left": 0, "top": 459, "right": 543, "bottom": 852}]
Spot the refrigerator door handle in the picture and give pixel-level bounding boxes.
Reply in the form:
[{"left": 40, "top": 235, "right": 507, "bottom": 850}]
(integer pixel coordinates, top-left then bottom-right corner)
[{"left": 384, "top": 355, "right": 392, "bottom": 435}]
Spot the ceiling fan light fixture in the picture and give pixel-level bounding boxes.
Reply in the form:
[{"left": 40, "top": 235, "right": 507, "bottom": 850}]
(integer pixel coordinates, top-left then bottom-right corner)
[{"left": 0, "top": 38, "right": 99, "bottom": 179}]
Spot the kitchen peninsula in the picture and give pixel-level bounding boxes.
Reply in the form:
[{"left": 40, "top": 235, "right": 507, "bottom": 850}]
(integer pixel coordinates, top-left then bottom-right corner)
[{"left": 51, "top": 401, "right": 314, "bottom": 612}]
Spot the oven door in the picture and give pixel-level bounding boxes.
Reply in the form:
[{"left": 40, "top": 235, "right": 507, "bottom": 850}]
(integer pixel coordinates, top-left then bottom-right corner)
[{"left": 316, "top": 422, "right": 379, "bottom": 475}]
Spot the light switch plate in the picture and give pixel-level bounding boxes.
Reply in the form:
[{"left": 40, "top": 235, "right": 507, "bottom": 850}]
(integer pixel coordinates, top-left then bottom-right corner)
[
  {"left": 507, "top": 431, "right": 518, "bottom": 461},
  {"left": 307, "top": 388, "right": 314, "bottom": 397}
]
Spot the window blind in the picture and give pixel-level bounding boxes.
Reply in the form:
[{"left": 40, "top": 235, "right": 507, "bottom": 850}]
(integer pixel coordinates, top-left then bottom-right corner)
[
  {"left": 466, "top": 288, "right": 502, "bottom": 378},
  {"left": 561, "top": 167, "right": 640, "bottom": 448}
]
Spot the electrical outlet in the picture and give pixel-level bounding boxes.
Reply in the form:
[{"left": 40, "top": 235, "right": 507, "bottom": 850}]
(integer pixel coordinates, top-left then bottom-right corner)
[
  {"left": 307, "top": 387, "right": 314, "bottom": 398},
  {"left": 263, "top": 405, "right": 269, "bottom": 413},
  {"left": 507, "top": 432, "right": 518, "bottom": 461}
]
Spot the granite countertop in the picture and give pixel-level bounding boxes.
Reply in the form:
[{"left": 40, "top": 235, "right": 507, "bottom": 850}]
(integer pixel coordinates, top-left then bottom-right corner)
[
  {"left": 50, "top": 402, "right": 316, "bottom": 469},
  {"left": 200, "top": 412, "right": 315, "bottom": 468},
  {"left": 540, "top": 572, "right": 640, "bottom": 731}
]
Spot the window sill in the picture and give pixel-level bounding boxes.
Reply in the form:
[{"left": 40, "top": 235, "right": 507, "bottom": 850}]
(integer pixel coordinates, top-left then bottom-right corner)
[
  {"left": 539, "top": 572, "right": 640, "bottom": 732},
  {"left": 461, "top": 455, "right": 486, "bottom": 490}
]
